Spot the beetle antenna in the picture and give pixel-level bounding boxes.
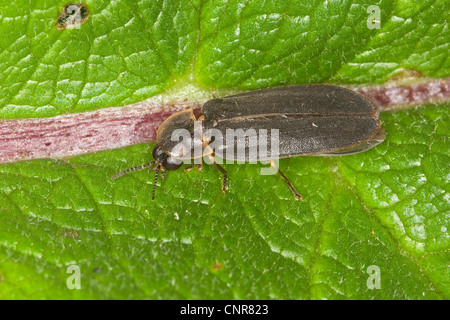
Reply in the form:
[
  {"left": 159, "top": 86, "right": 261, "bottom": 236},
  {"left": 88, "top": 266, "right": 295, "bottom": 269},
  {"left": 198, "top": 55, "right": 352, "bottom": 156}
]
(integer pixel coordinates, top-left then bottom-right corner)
[
  {"left": 112, "top": 161, "right": 156, "bottom": 179},
  {"left": 152, "top": 165, "right": 161, "bottom": 200}
]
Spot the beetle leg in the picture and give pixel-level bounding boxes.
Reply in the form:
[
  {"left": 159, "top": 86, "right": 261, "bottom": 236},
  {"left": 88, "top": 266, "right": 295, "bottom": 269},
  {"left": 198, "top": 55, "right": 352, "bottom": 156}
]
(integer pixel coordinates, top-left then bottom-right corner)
[
  {"left": 208, "top": 154, "right": 228, "bottom": 193},
  {"left": 183, "top": 164, "right": 203, "bottom": 172},
  {"left": 159, "top": 168, "right": 166, "bottom": 181},
  {"left": 270, "top": 160, "right": 302, "bottom": 200}
]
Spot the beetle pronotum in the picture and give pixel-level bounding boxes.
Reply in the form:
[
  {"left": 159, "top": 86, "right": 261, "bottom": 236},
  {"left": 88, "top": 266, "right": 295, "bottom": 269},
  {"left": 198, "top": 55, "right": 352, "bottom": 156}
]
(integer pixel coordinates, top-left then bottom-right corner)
[{"left": 113, "top": 85, "right": 385, "bottom": 200}]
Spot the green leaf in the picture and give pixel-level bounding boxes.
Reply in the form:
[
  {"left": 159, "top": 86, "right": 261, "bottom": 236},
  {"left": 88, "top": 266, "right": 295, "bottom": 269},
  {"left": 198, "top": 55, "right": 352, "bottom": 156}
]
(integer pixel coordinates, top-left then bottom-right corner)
[{"left": 0, "top": 0, "right": 449, "bottom": 299}]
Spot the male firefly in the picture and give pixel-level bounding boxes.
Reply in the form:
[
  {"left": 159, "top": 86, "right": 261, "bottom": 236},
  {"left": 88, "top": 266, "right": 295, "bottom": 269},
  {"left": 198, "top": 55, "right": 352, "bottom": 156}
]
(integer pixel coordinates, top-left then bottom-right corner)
[{"left": 113, "top": 85, "right": 385, "bottom": 200}]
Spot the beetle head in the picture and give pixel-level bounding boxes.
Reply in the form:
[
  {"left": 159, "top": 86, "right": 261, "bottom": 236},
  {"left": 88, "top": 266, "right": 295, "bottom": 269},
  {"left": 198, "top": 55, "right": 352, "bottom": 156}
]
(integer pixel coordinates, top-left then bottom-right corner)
[
  {"left": 152, "top": 145, "right": 182, "bottom": 171},
  {"left": 148, "top": 146, "right": 182, "bottom": 200},
  {"left": 112, "top": 145, "right": 182, "bottom": 201}
]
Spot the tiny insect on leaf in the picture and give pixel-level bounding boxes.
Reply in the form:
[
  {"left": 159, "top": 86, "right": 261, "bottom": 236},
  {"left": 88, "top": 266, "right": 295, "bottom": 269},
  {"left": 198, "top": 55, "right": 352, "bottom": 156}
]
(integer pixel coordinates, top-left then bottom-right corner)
[{"left": 113, "top": 85, "right": 384, "bottom": 200}]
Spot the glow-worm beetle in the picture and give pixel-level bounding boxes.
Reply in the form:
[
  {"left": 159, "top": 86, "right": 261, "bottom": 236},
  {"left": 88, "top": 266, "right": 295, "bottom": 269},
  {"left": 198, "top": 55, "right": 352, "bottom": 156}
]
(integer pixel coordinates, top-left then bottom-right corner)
[{"left": 113, "top": 85, "right": 385, "bottom": 200}]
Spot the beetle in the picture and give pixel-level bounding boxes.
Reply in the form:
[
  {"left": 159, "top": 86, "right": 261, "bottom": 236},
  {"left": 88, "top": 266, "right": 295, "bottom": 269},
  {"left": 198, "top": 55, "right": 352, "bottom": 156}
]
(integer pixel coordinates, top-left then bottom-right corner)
[{"left": 113, "top": 85, "right": 385, "bottom": 200}]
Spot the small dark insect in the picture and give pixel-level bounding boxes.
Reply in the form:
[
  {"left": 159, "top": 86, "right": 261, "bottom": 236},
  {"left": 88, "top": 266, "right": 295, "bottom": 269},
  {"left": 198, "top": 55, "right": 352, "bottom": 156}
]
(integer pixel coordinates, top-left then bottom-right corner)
[
  {"left": 92, "top": 267, "right": 102, "bottom": 274},
  {"left": 113, "top": 85, "right": 385, "bottom": 200},
  {"left": 56, "top": 3, "right": 89, "bottom": 30}
]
